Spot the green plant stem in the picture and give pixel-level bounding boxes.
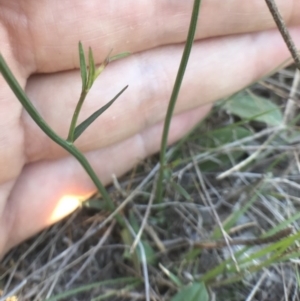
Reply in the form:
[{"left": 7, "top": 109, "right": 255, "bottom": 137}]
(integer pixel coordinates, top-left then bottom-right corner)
[
  {"left": 67, "top": 89, "right": 88, "bottom": 142},
  {"left": 156, "top": 0, "right": 202, "bottom": 202},
  {"left": 0, "top": 53, "right": 123, "bottom": 225},
  {"left": 65, "top": 144, "right": 124, "bottom": 224}
]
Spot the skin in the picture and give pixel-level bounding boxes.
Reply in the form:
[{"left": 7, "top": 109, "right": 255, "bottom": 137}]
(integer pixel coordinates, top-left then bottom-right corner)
[{"left": 0, "top": 0, "right": 299, "bottom": 258}]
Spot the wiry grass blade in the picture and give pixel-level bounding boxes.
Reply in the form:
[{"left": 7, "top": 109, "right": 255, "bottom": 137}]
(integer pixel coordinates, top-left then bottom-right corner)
[
  {"left": 44, "top": 277, "right": 140, "bottom": 301},
  {"left": 73, "top": 85, "right": 128, "bottom": 141}
]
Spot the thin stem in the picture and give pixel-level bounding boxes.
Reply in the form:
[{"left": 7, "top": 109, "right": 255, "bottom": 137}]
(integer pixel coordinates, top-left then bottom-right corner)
[
  {"left": 0, "top": 53, "right": 123, "bottom": 225},
  {"left": 265, "top": 0, "right": 300, "bottom": 71},
  {"left": 67, "top": 144, "right": 123, "bottom": 225},
  {"left": 67, "top": 89, "right": 88, "bottom": 142},
  {"left": 0, "top": 54, "right": 65, "bottom": 146},
  {"left": 156, "top": 0, "right": 202, "bottom": 202}
]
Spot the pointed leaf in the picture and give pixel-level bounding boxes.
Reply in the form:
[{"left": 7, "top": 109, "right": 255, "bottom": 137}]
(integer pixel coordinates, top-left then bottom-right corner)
[
  {"left": 94, "top": 63, "right": 106, "bottom": 79},
  {"left": 94, "top": 50, "right": 112, "bottom": 79},
  {"left": 171, "top": 282, "right": 209, "bottom": 301},
  {"left": 170, "top": 180, "right": 193, "bottom": 202},
  {"left": 78, "top": 42, "right": 87, "bottom": 90},
  {"left": 159, "top": 263, "right": 183, "bottom": 287},
  {"left": 74, "top": 85, "right": 128, "bottom": 141},
  {"left": 87, "top": 47, "right": 96, "bottom": 89}
]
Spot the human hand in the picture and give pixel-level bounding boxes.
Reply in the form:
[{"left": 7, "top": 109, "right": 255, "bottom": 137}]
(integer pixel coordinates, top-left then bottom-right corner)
[{"left": 0, "top": 0, "right": 299, "bottom": 257}]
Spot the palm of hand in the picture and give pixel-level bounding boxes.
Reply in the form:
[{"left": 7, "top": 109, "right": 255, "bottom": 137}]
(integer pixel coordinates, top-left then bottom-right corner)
[{"left": 0, "top": 0, "right": 299, "bottom": 257}]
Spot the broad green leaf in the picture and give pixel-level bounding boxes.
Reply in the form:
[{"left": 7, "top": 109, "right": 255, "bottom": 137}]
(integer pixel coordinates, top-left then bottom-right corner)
[
  {"left": 87, "top": 47, "right": 96, "bottom": 89},
  {"left": 201, "top": 126, "right": 252, "bottom": 148},
  {"left": 78, "top": 42, "right": 87, "bottom": 90},
  {"left": 224, "top": 92, "right": 282, "bottom": 126},
  {"left": 171, "top": 282, "right": 209, "bottom": 301},
  {"left": 73, "top": 85, "right": 128, "bottom": 141}
]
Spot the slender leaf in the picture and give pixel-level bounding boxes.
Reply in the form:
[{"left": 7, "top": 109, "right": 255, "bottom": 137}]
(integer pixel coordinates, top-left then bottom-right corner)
[
  {"left": 78, "top": 42, "right": 87, "bottom": 90},
  {"left": 87, "top": 47, "right": 96, "bottom": 88},
  {"left": 128, "top": 212, "right": 157, "bottom": 265},
  {"left": 120, "top": 227, "right": 141, "bottom": 274},
  {"left": 170, "top": 180, "right": 193, "bottom": 202},
  {"left": 74, "top": 85, "right": 128, "bottom": 141},
  {"left": 159, "top": 263, "right": 183, "bottom": 287},
  {"left": 91, "top": 282, "right": 141, "bottom": 301},
  {"left": 45, "top": 277, "right": 138, "bottom": 301},
  {"left": 171, "top": 282, "right": 209, "bottom": 301},
  {"left": 110, "top": 52, "right": 131, "bottom": 62}
]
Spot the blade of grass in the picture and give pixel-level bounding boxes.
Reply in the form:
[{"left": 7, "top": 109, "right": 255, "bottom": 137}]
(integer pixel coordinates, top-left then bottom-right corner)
[
  {"left": 44, "top": 277, "right": 139, "bottom": 301},
  {"left": 201, "top": 230, "right": 300, "bottom": 284},
  {"left": 156, "top": 0, "right": 202, "bottom": 202},
  {"left": 91, "top": 281, "right": 141, "bottom": 301},
  {"left": 212, "top": 178, "right": 265, "bottom": 238}
]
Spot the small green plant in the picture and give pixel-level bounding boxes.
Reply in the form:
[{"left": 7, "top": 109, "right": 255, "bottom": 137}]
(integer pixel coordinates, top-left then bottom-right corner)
[
  {"left": 3, "top": 0, "right": 300, "bottom": 300},
  {"left": 0, "top": 0, "right": 206, "bottom": 299},
  {"left": 155, "top": 0, "right": 202, "bottom": 203},
  {"left": 0, "top": 43, "right": 130, "bottom": 225}
]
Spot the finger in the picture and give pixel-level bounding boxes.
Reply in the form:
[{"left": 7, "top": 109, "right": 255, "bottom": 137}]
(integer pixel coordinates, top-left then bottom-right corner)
[
  {"left": 0, "top": 47, "right": 26, "bottom": 183},
  {"left": 1, "top": 0, "right": 299, "bottom": 73},
  {"left": 3, "top": 104, "right": 211, "bottom": 253},
  {"left": 23, "top": 27, "right": 300, "bottom": 162}
]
